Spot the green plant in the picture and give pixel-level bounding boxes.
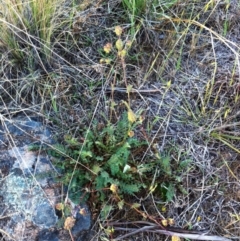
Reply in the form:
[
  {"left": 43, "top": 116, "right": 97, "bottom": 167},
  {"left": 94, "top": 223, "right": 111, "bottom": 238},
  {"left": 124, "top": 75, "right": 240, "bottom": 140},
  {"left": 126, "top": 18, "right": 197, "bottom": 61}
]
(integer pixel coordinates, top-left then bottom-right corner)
[
  {"left": 153, "top": 150, "right": 192, "bottom": 202},
  {"left": 152, "top": 0, "right": 178, "bottom": 13},
  {"left": 120, "top": 0, "right": 145, "bottom": 38},
  {"left": 122, "top": 0, "right": 146, "bottom": 18},
  {"left": 51, "top": 111, "right": 148, "bottom": 204}
]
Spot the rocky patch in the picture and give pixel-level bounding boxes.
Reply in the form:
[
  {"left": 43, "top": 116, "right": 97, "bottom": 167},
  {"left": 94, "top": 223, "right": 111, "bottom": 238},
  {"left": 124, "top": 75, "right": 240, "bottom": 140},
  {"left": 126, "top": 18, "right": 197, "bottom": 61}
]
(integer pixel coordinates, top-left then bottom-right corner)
[{"left": 0, "top": 117, "right": 92, "bottom": 241}]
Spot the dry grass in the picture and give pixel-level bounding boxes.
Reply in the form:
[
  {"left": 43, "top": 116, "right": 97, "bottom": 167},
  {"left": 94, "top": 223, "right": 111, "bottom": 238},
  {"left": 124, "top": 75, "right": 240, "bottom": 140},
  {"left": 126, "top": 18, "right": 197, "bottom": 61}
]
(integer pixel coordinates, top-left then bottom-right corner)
[{"left": 0, "top": 0, "right": 240, "bottom": 240}]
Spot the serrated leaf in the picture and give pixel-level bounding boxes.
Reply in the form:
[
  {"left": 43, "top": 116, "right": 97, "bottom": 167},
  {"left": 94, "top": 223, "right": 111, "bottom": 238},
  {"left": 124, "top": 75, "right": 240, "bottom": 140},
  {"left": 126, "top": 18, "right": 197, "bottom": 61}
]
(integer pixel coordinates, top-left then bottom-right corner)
[
  {"left": 120, "top": 183, "right": 140, "bottom": 194},
  {"left": 92, "top": 164, "right": 101, "bottom": 174},
  {"left": 179, "top": 159, "right": 192, "bottom": 169},
  {"left": 96, "top": 156, "right": 104, "bottom": 161},
  {"left": 161, "top": 156, "right": 172, "bottom": 175},
  {"left": 80, "top": 150, "right": 93, "bottom": 158},
  {"left": 64, "top": 134, "right": 80, "bottom": 145},
  {"left": 95, "top": 172, "right": 109, "bottom": 190},
  {"left": 101, "top": 171, "right": 110, "bottom": 178},
  {"left": 166, "top": 183, "right": 175, "bottom": 202},
  {"left": 73, "top": 150, "right": 92, "bottom": 161},
  {"left": 95, "top": 141, "right": 107, "bottom": 149}
]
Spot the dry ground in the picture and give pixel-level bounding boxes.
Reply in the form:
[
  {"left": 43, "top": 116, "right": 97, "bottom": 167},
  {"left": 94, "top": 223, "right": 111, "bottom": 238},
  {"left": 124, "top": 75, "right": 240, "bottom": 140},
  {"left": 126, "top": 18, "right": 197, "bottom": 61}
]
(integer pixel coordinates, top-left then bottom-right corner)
[{"left": 1, "top": 0, "right": 240, "bottom": 240}]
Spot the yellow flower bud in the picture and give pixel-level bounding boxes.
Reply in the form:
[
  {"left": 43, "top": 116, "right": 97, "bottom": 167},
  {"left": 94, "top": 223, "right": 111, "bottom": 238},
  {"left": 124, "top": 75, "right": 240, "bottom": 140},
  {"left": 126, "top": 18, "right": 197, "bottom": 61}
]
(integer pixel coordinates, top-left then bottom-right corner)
[
  {"left": 64, "top": 217, "right": 76, "bottom": 230},
  {"left": 105, "top": 58, "right": 112, "bottom": 64},
  {"left": 128, "top": 130, "right": 134, "bottom": 137},
  {"left": 172, "top": 236, "right": 181, "bottom": 241},
  {"left": 103, "top": 42, "right": 112, "bottom": 54},
  {"left": 125, "top": 40, "right": 132, "bottom": 48},
  {"left": 115, "top": 39, "right": 123, "bottom": 51},
  {"left": 118, "top": 49, "right": 127, "bottom": 58},
  {"left": 161, "top": 219, "right": 168, "bottom": 227},
  {"left": 168, "top": 218, "right": 175, "bottom": 226},
  {"left": 128, "top": 109, "right": 136, "bottom": 123},
  {"left": 110, "top": 184, "right": 118, "bottom": 193},
  {"left": 114, "top": 26, "right": 123, "bottom": 36},
  {"left": 55, "top": 203, "right": 64, "bottom": 211}
]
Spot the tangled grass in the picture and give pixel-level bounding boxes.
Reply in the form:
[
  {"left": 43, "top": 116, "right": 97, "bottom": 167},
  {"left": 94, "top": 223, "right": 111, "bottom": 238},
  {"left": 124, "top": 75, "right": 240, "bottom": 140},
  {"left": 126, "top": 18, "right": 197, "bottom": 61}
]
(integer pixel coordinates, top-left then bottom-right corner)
[{"left": 0, "top": 0, "right": 240, "bottom": 240}]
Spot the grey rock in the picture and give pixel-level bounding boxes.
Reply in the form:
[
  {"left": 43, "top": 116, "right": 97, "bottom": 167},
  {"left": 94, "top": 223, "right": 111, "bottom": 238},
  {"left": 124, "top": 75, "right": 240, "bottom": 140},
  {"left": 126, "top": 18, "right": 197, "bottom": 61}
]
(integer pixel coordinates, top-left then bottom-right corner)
[
  {"left": 72, "top": 205, "right": 91, "bottom": 237},
  {"left": 0, "top": 157, "right": 14, "bottom": 177},
  {"left": 37, "top": 229, "right": 59, "bottom": 241},
  {"left": 6, "top": 122, "right": 26, "bottom": 136},
  {"left": 33, "top": 202, "right": 58, "bottom": 228},
  {"left": 0, "top": 117, "right": 59, "bottom": 240},
  {"left": 0, "top": 171, "right": 58, "bottom": 229},
  {"left": 0, "top": 117, "right": 93, "bottom": 241},
  {"left": 76, "top": 230, "right": 97, "bottom": 241}
]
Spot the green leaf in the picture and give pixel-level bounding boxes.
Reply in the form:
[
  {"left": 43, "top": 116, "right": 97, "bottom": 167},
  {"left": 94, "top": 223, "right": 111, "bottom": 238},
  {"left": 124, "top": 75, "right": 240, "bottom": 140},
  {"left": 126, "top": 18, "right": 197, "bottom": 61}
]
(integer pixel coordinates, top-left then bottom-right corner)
[
  {"left": 73, "top": 150, "right": 93, "bottom": 162},
  {"left": 101, "top": 171, "right": 110, "bottom": 179},
  {"left": 160, "top": 156, "right": 172, "bottom": 175},
  {"left": 96, "top": 156, "right": 104, "bottom": 161},
  {"left": 64, "top": 135, "right": 80, "bottom": 146},
  {"left": 166, "top": 183, "right": 175, "bottom": 202},
  {"left": 95, "top": 171, "right": 111, "bottom": 190},
  {"left": 92, "top": 164, "right": 101, "bottom": 174},
  {"left": 100, "top": 204, "right": 112, "bottom": 220},
  {"left": 179, "top": 159, "right": 192, "bottom": 169},
  {"left": 120, "top": 183, "right": 140, "bottom": 194},
  {"left": 81, "top": 150, "right": 93, "bottom": 158},
  {"left": 95, "top": 141, "right": 107, "bottom": 150},
  {"left": 28, "top": 144, "right": 41, "bottom": 151},
  {"left": 51, "top": 144, "right": 67, "bottom": 156}
]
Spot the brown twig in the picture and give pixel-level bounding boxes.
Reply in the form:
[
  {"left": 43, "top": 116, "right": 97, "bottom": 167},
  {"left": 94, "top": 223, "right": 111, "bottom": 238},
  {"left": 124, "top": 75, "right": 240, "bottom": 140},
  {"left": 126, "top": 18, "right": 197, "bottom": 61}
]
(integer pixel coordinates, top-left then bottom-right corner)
[
  {"left": 105, "top": 221, "right": 231, "bottom": 241},
  {"left": 97, "top": 87, "right": 163, "bottom": 94}
]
